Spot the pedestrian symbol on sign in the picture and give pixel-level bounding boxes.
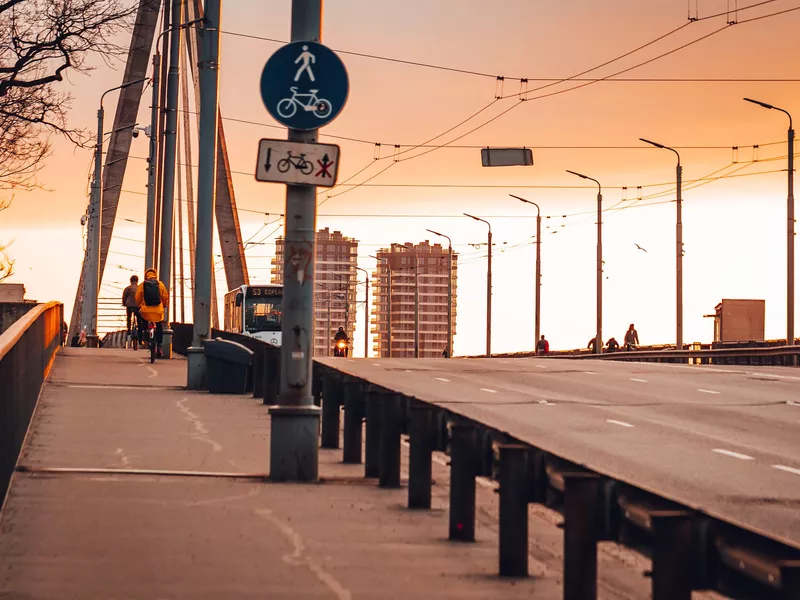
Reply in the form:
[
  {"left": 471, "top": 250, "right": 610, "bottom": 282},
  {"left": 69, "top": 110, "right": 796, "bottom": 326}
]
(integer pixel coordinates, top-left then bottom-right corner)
[
  {"left": 317, "top": 154, "right": 335, "bottom": 178},
  {"left": 294, "top": 45, "right": 316, "bottom": 82}
]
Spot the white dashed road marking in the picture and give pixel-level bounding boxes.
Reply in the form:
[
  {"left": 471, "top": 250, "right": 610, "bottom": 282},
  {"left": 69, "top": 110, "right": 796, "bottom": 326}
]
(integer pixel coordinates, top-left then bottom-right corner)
[
  {"left": 535, "top": 365, "right": 547, "bottom": 369},
  {"left": 480, "top": 388, "right": 497, "bottom": 394},
  {"left": 372, "top": 363, "right": 381, "bottom": 367},
  {"left": 712, "top": 449, "right": 754, "bottom": 461},
  {"left": 630, "top": 378, "right": 648, "bottom": 383},
  {"left": 606, "top": 419, "right": 634, "bottom": 428},
  {"left": 773, "top": 465, "right": 800, "bottom": 476},
  {"left": 697, "top": 389, "right": 720, "bottom": 395},
  {"left": 435, "top": 377, "right": 450, "bottom": 382}
]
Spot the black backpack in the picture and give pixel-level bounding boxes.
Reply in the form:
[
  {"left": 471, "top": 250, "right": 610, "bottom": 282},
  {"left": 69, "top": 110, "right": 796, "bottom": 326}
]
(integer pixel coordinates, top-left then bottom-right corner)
[{"left": 143, "top": 280, "right": 161, "bottom": 306}]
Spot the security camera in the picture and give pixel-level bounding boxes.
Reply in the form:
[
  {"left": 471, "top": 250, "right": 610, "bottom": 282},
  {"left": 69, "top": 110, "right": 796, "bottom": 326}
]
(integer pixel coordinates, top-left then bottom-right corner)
[
  {"left": 80, "top": 214, "right": 88, "bottom": 226},
  {"left": 132, "top": 129, "right": 139, "bottom": 139}
]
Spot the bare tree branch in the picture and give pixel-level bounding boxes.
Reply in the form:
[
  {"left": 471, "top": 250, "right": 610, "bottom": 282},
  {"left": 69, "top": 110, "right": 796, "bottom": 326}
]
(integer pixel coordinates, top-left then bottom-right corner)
[{"left": 0, "top": 0, "right": 138, "bottom": 190}]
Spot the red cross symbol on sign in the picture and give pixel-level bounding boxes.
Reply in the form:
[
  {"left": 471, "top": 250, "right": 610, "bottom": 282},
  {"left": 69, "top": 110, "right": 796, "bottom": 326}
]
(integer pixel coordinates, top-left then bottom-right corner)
[{"left": 316, "top": 154, "right": 334, "bottom": 178}]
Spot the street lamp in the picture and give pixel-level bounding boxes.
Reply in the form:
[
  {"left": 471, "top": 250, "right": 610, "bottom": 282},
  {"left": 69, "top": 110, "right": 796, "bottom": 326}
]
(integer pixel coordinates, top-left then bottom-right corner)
[
  {"left": 371, "top": 255, "right": 393, "bottom": 358},
  {"left": 566, "top": 171, "right": 603, "bottom": 355},
  {"left": 356, "top": 266, "right": 370, "bottom": 358},
  {"left": 464, "top": 213, "right": 492, "bottom": 357},
  {"left": 744, "top": 98, "right": 795, "bottom": 346},
  {"left": 404, "top": 243, "right": 420, "bottom": 358},
  {"left": 640, "top": 138, "right": 683, "bottom": 350},
  {"left": 82, "top": 77, "right": 148, "bottom": 348},
  {"left": 509, "top": 195, "right": 542, "bottom": 351},
  {"left": 427, "top": 229, "right": 454, "bottom": 358}
]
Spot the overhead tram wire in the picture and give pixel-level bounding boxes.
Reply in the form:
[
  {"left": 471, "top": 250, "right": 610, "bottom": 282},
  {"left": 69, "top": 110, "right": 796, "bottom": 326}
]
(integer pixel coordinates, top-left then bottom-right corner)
[
  {"left": 386, "top": 4, "right": 800, "bottom": 167},
  {"left": 218, "top": 0, "right": 783, "bottom": 86}
]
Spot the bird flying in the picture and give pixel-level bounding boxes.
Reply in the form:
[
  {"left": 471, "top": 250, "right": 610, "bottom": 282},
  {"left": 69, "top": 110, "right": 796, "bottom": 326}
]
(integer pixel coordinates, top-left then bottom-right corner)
[{"left": 635, "top": 243, "right": 648, "bottom": 253}]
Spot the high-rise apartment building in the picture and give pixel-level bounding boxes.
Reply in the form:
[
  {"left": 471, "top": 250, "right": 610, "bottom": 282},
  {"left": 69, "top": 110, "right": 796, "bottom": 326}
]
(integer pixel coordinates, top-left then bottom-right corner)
[
  {"left": 371, "top": 241, "right": 457, "bottom": 359},
  {"left": 272, "top": 228, "right": 358, "bottom": 357}
]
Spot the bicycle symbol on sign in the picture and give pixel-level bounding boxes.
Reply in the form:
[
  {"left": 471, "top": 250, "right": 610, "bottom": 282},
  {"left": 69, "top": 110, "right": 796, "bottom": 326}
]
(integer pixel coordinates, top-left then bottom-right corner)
[
  {"left": 278, "top": 151, "right": 314, "bottom": 175},
  {"left": 277, "top": 87, "right": 332, "bottom": 120}
]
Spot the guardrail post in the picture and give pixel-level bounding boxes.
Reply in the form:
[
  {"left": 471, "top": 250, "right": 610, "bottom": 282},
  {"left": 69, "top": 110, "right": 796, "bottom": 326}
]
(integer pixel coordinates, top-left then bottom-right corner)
[
  {"left": 342, "top": 380, "right": 364, "bottom": 464},
  {"left": 408, "top": 404, "right": 435, "bottom": 509},
  {"left": 650, "top": 510, "right": 692, "bottom": 600},
  {"left": 499, "top": 444, "right": 529, "bottom": 577},
  {"left": 321, "top": 372, "right": 342, "bottom": 449},
  {"left": 262, "top": 347, "right": 280, "bottom": 406},
  {"left": 779, "top": 561, "right": 800, "bottom": 600},
  {"left": 379, "top": 392, "right": 402, "bottom": 488},
  {"left": 312, "top": 364, "right": 323, "bottom": 407},
  {"left": 364, "top": 387, "right": 382, "bottom": 478},
  {"left": 563, "top": 472, "right": 600, "bottom": 600},
  {"left": 449, "top": 423, "right": 478, "bottom": 542}
]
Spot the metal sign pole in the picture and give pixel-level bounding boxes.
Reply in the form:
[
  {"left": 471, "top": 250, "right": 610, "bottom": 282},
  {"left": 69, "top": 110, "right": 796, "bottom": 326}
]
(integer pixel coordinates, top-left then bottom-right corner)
[{"left": 268, "top": 0, "right": 323, "bottom": 482}]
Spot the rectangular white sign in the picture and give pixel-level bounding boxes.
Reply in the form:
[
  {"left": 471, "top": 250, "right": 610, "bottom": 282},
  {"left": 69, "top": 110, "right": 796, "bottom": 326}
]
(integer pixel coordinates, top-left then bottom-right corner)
[{"left": 255, "top": 138, "right": 340, "bottom": 187}]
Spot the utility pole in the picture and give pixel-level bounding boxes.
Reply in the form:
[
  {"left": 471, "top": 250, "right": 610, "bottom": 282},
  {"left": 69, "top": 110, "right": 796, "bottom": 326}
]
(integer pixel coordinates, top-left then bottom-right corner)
[
  {"left": 157, "top": 0, "right": 183, "bottom": 359},
  {"left": 357, "top": 266, "right": 369, "bottom": 358},
  {"left": 510, "top": 195, "right": 542, "bottom": 350},
  {"left": 744, "top": 99, "right": 794, "bottom": 346},
  {"left": 84, "top": 78, "right": 147, "bottom": 348},
  {"left": 465, "top": 214, "right": 492, "bottom": 357},
  {"left": 144, "top": 53, "right": 160, "bottom": 270},
  {"left": 640, "top": 139, "right": 683, "bottom": 349},
  {"left": 154, "top": 0, "right": 171, "bottom": 268},
  {"left": 268, "top": 0, "right": 323, "bottom": 482},
  {"left": 83, "top": 104, "right": 104, "bottom": 348},
  {"left": 187, "top": 0, "right": 221, "bottom": 389},
  {"left": 427, "top": 229, "right": 453, "bottom": 358}
]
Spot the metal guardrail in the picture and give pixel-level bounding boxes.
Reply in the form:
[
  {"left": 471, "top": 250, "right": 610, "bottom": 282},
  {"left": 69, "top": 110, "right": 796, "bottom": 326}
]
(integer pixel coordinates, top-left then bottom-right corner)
[
  {"left": 554, "top": 344, "right": 800, "bottom": 367},
  {"left": 0, "top": 301, "right": 63, "bottom": 508},
  {"left": 313, "top": 362, "right": 800, "bottom": 600}
]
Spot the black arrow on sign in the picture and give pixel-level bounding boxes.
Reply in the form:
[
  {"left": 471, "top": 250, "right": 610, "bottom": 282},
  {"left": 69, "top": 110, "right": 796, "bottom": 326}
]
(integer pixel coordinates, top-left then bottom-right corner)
[{"left": 265, "top": 147, "right": 272, "bottom": 172}]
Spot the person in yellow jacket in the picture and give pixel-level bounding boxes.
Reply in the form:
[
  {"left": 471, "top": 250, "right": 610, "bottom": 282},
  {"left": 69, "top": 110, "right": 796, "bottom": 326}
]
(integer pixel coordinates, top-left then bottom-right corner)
[{"left": 135, "top": 268, "right": 169, "bottom": 357}]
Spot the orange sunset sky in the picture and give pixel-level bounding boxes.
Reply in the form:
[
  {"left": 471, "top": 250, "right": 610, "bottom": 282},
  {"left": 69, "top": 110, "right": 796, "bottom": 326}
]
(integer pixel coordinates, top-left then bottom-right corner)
[{"left": 3, "top": 0, "right": 799, "bottom": 356}]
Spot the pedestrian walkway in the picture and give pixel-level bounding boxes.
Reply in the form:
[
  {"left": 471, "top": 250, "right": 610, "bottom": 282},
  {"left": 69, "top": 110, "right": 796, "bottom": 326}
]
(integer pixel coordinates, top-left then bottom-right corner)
[{"left": 0, "top": 348, "right": 694, "bottom": 599}]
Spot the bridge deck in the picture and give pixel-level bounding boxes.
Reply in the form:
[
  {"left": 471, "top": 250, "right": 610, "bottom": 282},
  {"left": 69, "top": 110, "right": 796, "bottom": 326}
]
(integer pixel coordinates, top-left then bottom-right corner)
[
  {"left": 0, "top": 349, "right": 667, "bottom": 599},
  {"left": 318, "top": 356, "right": 800, "bottom": 551}
]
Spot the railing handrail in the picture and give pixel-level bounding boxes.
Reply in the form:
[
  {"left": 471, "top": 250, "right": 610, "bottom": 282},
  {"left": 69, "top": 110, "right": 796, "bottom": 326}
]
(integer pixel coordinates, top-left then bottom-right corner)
[
  {"left": 559, "top": 344, "right": 800, "bottom": 361},
  {"left": 0, "top": 301, "right": 61, "bottom": 363}
]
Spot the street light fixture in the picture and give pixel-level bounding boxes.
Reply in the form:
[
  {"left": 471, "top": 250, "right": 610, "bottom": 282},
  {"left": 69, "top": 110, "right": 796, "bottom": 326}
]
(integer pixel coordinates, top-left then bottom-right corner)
[
  {"left": 82, "top": 77, "right": 148, "bottom": 348},
  {"left": 404, "top": 243, "right": 420, "bottom": 358},
  {"left": 464, "top": 213, "right": 493, "bottom": 357},
  {"left": 427, "top": 229, "right": 454, "bottom": 358},
  {"left": 371, "top": 255, "right": 392, "bottom": 358},
  {"left": 566, "top": 171, "right": 603, "bottom": 355},
  {"left": 509, "top": 195, "right": 542, "bottom": 351},
  {"left": 640, "top": 138, "right": 683, "bottom": 350},
  {"left": 744, "top": 98, "right": 795, "bottom": 346}
]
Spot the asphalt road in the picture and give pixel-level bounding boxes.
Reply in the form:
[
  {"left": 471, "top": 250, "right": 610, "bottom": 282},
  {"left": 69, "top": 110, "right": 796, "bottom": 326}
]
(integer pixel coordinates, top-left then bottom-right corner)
[{"left": 317, "top": 356, "right": 800, "bottom": 550}]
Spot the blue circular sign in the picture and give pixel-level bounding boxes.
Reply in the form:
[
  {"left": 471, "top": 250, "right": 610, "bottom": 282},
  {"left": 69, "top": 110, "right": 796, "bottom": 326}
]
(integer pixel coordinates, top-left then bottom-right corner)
[{"left": 260, "top": 41, "right": 349, "bottom": 131}]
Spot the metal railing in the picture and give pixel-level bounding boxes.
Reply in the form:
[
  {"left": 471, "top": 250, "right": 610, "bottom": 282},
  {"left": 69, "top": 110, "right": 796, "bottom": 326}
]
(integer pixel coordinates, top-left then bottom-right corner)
[
  {"left": 314, "top": 361, "right": 800, "bottom": 599},
  {"left": 0, "top": 302, "right": 63, "bottom": 508}
]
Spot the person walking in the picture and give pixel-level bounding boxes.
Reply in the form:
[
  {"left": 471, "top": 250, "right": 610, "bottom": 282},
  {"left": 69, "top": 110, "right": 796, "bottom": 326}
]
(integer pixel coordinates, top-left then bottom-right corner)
[
  {"left": 536, "top": 335, "right": 550, "bottom": 356},
  {"left": 624, "top": 324, "right": 639, "bottom": 350}
]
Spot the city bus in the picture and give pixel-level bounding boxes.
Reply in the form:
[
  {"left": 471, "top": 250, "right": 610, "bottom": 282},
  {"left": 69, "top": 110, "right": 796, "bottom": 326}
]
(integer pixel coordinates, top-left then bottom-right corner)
[{"left": 223, "top": 284, "right": 283, "bottom": 346}]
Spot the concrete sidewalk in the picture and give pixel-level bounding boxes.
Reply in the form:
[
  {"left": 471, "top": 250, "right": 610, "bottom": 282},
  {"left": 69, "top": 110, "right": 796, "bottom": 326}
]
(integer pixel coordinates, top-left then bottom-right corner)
[{"left": 0, "top": 349, "right": 723, "bottom": 599}]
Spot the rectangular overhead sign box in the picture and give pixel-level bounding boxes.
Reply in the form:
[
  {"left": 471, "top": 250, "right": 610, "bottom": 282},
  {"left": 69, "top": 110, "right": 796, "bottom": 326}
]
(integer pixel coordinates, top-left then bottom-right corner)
[
  {"left": 480, "top": 147, "right": 534, "bottom": 167},
  {"left": 255, "top": 138, "right": 340, "bottom": 187}
]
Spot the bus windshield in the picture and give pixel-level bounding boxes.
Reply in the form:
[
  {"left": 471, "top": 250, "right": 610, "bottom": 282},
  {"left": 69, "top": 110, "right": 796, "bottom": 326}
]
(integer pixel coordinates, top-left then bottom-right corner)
[{"left": 244, "top": 296, "right": 282, "bottom": 334}]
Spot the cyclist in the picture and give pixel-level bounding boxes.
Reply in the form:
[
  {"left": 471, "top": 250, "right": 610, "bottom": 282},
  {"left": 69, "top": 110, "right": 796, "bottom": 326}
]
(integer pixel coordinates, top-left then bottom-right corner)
[
  {"left": 135, "top": 268, "right": 168, "bottom": 359},
  {"left": 122, "top": 275, "right": 140, "bottom": 343}
]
